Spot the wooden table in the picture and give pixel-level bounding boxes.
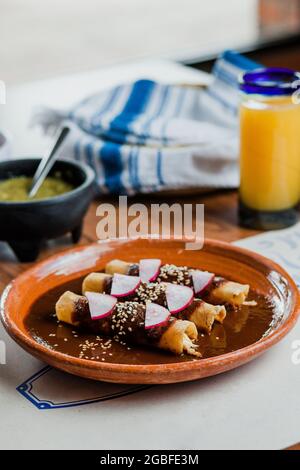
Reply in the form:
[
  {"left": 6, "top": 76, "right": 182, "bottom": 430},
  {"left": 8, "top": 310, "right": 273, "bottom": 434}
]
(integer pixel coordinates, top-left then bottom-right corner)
[
  {"left": 0, "top": 189, "right": 299, "bottom": 450},
  {"left": 0, "top": 189, "right": 258, "bottom": 284}
]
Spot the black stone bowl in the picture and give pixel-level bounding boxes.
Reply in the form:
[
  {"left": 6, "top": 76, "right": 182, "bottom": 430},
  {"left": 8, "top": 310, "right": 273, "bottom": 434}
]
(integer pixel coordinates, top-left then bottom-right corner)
[{"left": 0, "top": 158, "right": 96, "bottom": 262}]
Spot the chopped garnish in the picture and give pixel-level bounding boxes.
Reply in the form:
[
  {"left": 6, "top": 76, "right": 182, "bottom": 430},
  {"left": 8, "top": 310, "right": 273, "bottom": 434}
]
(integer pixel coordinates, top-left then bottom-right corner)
[
  {"left": 110, "top": 273, "right": 141, "bottom": 298},
  {"left": 165, "top": 283, "right": 194, "bottom": 314},
  {"left": 191, "top": 270, "right": 215, "bottom": 295},
  {"left": 139, "top": 259, "right": 161, "bottom": 283},
  {"left": 145, "top": 302, "right": 171, "bottom": 329},
  {"left": 86, "top": 292, "right": 117, "bottom": 320}
]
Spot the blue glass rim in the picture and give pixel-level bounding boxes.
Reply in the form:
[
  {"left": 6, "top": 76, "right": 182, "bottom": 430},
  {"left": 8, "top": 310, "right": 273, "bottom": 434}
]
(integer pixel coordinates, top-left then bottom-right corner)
[{"left": 239, "top": 67, "right": 300, "bottom": 95}]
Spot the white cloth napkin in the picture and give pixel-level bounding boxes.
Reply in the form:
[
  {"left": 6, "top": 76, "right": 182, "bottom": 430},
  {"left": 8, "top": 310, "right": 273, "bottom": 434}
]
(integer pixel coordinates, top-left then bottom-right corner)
[{"left": 33, "top": 51, "right": 260, "bottom": 195}]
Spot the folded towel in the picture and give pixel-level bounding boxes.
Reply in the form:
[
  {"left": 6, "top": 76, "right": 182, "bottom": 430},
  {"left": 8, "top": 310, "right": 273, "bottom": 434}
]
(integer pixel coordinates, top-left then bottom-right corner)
[{"left": 34, "top": 51, "right": 260, "bottom": 195}]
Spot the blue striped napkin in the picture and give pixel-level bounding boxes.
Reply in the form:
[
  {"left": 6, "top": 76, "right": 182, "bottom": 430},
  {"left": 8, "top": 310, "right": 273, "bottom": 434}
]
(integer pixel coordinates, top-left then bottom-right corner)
[{"left": 35, "top": 51, "right": 260, "bottom": 195}]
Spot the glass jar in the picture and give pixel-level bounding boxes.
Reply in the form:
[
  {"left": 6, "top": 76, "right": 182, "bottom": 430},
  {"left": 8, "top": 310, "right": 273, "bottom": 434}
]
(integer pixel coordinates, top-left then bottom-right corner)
[{"left": 239, "top": 67, "right": 300, "bottom": 230}]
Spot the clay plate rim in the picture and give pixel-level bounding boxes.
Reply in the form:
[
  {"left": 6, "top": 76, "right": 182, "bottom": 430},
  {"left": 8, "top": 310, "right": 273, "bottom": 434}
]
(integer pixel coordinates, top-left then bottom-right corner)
[{"left": 1, "top": 238, "right": 300, "bottom": 379}]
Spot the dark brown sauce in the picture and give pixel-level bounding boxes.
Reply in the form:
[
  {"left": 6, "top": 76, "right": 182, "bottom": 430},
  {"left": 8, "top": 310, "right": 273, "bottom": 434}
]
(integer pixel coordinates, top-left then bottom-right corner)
[{"left": 25, "top": 276, "right": 278, "bottom": 365}]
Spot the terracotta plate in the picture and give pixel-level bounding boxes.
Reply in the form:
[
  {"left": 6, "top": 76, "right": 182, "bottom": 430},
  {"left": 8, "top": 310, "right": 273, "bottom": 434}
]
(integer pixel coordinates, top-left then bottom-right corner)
[{"left": 1, "top": 238, "right": 300, "bottom": 384}]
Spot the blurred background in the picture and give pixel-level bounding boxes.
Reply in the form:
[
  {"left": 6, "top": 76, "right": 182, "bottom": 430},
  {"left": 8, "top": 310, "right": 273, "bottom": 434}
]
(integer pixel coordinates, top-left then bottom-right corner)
[{"left": 2, "top": 0, "right": 300, "bottom": 85}]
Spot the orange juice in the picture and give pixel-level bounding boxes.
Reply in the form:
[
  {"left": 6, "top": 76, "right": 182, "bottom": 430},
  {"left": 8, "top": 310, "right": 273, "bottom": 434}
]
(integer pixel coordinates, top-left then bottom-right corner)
[
  {"left": 238, "top": 67, "right": 300, "bottom": 229},
  {"left": 240, "top": 96, "right": 300, "bottom": 212}
]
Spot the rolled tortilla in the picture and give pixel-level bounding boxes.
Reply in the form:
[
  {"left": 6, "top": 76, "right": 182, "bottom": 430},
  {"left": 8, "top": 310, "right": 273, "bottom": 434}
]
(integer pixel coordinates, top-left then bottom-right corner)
[
  {"left": 206, "top": 278, "right": 250, "bottom": 307},
  {"left": 105, "top": 259, "right": 132, "bottom": 275},
  {"left": 104, "top": 260, "right": 250, "bottom": 307},
  {"left": 82, "top": 272, "right": 226, "bottom": 333},
  {"left": 82, "top": 272, "right": 111, "bottom": 295},
  {"left": 181, "top": 300, "right": 226, "bottom": 333},
  {"left": 55, "top": 291, "right": 200, "bottom": 357}
]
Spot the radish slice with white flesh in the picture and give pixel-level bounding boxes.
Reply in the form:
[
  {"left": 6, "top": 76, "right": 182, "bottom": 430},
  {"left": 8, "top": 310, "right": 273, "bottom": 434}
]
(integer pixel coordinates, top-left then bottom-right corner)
[
  {"left": 165, "top": 283, "right": 194, "bottom": 314},
  {"left": 139, "top": 258, "right": 161, "bottom": 283},
  {"left": 110, "top": 273, "right": 141, "bottom": 298},
  {"left": 145, "top": 302, "right": 171, "bottom": 330},
  {"left": 86, "top": 292, "right": 117, "bottom": 320},
  {"left": 191, "top": 270, "right": 215, "bottom": 295}
]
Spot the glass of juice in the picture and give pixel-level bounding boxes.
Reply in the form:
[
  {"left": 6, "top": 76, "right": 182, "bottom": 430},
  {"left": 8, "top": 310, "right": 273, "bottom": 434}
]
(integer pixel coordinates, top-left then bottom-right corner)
[{"left": 239, "top": 67, "right": 300, "bottom": 230}]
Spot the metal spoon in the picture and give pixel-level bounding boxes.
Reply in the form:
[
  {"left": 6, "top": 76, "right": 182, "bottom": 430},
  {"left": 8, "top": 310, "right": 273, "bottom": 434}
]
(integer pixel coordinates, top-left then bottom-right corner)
[{"left": 28, "top": 126, "right": 70, "bottom": 198}]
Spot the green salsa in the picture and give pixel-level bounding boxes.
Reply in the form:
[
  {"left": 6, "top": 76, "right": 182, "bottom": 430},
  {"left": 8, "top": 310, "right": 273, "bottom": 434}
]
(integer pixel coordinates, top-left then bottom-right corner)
[{"left": 0, "top": 176, "right": 74, "bottom": 202}]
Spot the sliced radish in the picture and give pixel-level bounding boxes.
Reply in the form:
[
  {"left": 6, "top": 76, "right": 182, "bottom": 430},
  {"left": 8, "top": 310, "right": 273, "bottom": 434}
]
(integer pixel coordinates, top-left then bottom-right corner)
[
  {"left": 86, "top": 292, "right": 117, "bottom": 320},
  {"left": 191, "top": 270, "right": 215, "bottom": 295},
  {"left": 110, "top": 273, "right": 141, "bottom": 298},
  {"left": 139, "top": 258, "right": 161, "bottom": 283},
  {"left": 145, "top": 302, "right": 171, "bottom": 329},
  {"left": 165, "top": 283, "right": 194, "bottom": 314}
]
